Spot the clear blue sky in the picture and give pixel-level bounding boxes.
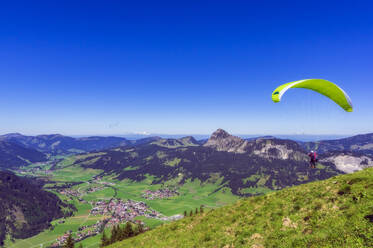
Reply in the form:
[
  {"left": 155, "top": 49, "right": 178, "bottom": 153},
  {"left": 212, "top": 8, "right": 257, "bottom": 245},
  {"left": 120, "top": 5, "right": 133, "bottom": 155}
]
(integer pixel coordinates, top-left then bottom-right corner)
[{"left": 1, "top": 0, "right": 372, "bottom": 136}]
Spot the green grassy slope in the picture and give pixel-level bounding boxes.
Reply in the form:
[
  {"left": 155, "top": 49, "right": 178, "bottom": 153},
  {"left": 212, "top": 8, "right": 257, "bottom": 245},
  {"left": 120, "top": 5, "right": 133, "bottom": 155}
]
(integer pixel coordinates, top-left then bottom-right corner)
[{"left": 109, "top": 168, "right": 373, "bottom": 248}]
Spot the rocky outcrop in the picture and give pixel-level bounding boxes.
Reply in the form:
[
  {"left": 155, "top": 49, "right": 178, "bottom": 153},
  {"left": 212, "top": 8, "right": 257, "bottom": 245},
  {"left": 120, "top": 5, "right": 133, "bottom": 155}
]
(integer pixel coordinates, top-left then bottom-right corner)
[
  {"left": 204, "top": 129, "right": 307, "bottom": 161},
  {"left": 321, "top": 152, "right": 373, "bottom": 173},
  {"left": 246, "top": 138, "right": 307, "bottom": 161}
]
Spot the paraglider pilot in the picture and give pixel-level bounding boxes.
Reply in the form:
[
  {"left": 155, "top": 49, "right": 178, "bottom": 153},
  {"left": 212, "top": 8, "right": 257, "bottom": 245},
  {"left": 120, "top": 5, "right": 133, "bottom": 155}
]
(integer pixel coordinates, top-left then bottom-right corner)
[{"left": 308, "top": 150, "right": 318, "bottom": 168}]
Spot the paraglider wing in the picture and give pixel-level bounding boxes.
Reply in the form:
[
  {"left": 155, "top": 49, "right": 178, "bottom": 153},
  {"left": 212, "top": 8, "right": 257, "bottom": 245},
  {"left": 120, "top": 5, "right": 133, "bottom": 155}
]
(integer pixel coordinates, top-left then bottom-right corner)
[{"left": 271, "top": 79, "right": 353, "bottom": 112}]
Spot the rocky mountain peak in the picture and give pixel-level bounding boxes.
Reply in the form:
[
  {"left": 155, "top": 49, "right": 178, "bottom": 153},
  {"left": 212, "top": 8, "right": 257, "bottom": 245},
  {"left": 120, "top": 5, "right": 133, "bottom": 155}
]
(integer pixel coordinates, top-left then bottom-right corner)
[
  {"left": 204, "top": 129, "right": 248, "bottom": 153},
  {"left": 210, "top": 129, "right": 231, "bottom": 139}
]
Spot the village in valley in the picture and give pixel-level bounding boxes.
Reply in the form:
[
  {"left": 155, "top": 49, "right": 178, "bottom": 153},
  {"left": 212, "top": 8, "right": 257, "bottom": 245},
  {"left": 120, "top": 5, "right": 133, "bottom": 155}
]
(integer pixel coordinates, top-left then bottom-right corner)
[
  {"left": 90, "top": 199, "right": 163, "bottom": 222},
  {"left": 49, "top": 179, "right": 182, "bottom": 247},
  {"left": 142, "top": 187, "right": 179, "bottom": 200},
  {"left": 51, "top": 198, "right": 157, "bottom": 247},
  {"left": 58, "top": 185, "right": 104, "bottom": 200},
  {"left": 14, "top": 163, "right": 185, "bottom": 247}
]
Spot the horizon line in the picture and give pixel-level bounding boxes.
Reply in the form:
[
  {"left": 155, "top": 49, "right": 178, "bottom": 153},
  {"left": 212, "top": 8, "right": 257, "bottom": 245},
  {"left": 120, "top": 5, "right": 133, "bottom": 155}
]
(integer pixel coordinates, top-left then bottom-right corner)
[{"left": 1, "top": 131, "right": 368, "bottom": 138}]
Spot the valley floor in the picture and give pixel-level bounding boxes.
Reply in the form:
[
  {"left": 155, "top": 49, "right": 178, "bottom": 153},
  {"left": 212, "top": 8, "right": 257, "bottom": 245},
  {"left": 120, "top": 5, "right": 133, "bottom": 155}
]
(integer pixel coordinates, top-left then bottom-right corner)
[{"left": 5, "top": 156, "right": 239, "bottom": 248}]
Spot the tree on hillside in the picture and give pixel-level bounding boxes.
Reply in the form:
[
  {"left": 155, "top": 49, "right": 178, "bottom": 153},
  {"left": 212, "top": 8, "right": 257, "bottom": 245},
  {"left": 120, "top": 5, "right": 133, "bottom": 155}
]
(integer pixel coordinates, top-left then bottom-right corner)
[
  {"left": 189, "top": 210, "right": 193, "bottom": 217},
  {"left": 116, "top": 225, "right": 123, "bottom": 241},
  {"left": 100, "top": 230, "right": 109, "bottom": 247},
  {"left": 123, "top": 222, "right": 135, "bottom": 238},
  {"left": 195, "top": 208, "right": 198, "bottom": 214},
  {"left": 118, "top": 224, "right": 127, "bottom": 241},
  {"left": 63, "top": 234, "right": 74, "bottom": 248},
  {"left": 137, "top": 222, "right": 145, "bottom": 234},
  {"left": 184, "top": 210, "right": 187, "bottom": 217},
  {"left": 200, "top": 205, "right": 204, "bottom": 214},
  {"left": 110, "top": 225, "right": 120, "bottom": 244}
]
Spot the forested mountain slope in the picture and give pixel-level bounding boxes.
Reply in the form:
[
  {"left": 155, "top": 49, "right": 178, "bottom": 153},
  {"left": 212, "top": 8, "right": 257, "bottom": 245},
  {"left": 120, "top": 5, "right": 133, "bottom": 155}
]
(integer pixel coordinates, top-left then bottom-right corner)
[
  {"left": 301, "top": 133, "right": 373, "bottom": 156},
  {"left": 0, "top": 171, "right": 74, "bottom": 246},
  {"left": 0, "top": 141, "right": 47, "bottom": 169}
]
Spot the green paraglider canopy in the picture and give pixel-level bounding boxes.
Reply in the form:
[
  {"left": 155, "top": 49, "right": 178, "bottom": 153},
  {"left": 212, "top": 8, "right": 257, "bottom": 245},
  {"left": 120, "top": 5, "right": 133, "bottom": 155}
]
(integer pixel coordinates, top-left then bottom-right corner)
[{"left": 272, "top": 79, "right": 353, "bottom": 112}]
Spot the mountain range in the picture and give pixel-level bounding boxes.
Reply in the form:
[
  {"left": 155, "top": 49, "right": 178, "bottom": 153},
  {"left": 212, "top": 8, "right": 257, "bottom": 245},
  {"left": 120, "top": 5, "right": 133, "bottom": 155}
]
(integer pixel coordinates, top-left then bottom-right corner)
[
  {"left": 69, "top": 129, "right": 362, "bottom": 195},
  {"left": 0, "top": 133, "right": 131, "bottom": 155},
  {"left": 1, "top": 130, "right": 373, "bottom": 175}
]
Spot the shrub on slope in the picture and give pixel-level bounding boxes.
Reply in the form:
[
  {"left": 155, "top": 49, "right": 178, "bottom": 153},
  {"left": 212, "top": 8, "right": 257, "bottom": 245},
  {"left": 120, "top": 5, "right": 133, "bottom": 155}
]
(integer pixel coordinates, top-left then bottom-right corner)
[{"left": 109, "top": 168, "right": 373, "bottom": 248}]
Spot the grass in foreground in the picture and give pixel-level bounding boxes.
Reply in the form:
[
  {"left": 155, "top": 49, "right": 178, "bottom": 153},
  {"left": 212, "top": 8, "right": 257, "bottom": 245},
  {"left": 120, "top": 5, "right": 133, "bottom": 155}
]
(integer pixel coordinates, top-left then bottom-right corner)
[{"left": 109, "top": 168, "right": 373, "bottom": 248}]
